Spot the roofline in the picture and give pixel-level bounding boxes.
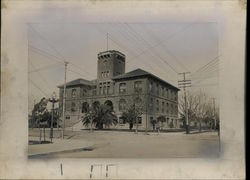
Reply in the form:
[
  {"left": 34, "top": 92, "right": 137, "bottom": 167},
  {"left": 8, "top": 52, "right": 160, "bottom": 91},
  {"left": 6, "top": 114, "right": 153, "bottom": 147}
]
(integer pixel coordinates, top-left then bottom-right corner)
[
  {"left": 57, "top": 78, "right": 96, "bottom": 88},
  {"left": 98, "top": 50, "right": 125, "bottom": 58}
]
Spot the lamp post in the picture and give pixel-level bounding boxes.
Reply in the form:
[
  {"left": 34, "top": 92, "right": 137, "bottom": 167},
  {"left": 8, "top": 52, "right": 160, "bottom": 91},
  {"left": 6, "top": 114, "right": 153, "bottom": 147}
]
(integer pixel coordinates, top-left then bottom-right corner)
[{"left": 49, "top": 92, "right": 58, "bottom": 143}]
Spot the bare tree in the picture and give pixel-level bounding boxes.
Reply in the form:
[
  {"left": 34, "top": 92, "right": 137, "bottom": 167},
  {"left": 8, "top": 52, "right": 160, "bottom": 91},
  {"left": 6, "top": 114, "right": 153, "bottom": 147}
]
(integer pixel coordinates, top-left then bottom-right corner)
[
  {"left": 121, "top": 89, "right": 145, "bottom": 134},
  {"left": 179, "top": 90, "right": 219, "bottom": 132}
]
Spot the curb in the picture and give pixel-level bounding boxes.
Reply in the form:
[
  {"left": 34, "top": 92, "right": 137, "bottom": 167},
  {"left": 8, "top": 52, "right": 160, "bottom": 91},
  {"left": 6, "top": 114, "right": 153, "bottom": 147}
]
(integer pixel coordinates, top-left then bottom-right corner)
[{"left": 28, "top": 146, "right": 94, "bottom": 158}]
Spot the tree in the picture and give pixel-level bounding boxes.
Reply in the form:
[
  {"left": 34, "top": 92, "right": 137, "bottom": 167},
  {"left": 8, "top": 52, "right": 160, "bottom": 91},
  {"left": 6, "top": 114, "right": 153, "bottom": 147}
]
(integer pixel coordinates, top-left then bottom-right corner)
[
  {"left": 178, "top": 91, "right": 219, "bottom": 132},
  {"left": 178, "top": 92, "right": 199, "bottom": 129},
  {"left": 31, "top": 97, "right": 49, "bottom": 128},
  {"left": 156, "top": 115, "right": 166, "bottom": 134},
  {"left": 121, "top": 90, "right": 145, "bottom": 133},
  {"left": 82, "top": 103, "right": 118, "bottom": 130}
]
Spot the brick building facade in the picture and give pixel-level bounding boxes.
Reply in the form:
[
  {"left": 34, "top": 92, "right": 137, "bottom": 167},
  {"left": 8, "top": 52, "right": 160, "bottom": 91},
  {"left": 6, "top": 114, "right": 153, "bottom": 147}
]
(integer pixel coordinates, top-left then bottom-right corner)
[{"left": 58, "top": 50, "right": 180, "bottom": 130}]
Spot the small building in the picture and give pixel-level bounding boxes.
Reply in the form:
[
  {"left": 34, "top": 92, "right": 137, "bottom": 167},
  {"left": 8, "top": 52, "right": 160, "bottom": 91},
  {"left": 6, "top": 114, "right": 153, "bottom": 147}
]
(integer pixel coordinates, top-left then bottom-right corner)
[{"left": 57, "top": 50, "right": 180, "bottom": 130}]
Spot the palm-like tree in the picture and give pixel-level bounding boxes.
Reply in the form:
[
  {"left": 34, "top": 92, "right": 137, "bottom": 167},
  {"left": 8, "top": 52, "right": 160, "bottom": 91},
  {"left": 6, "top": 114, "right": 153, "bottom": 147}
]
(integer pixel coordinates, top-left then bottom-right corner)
[{"left": 82, "top": 103, "right": 118, "bottom": 130}]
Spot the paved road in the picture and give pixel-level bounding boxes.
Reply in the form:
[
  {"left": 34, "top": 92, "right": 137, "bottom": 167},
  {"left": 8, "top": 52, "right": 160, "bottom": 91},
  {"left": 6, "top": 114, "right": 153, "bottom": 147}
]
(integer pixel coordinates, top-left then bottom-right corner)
[{"left": 29, "top": 129, "right": 219, "bottom": 158}]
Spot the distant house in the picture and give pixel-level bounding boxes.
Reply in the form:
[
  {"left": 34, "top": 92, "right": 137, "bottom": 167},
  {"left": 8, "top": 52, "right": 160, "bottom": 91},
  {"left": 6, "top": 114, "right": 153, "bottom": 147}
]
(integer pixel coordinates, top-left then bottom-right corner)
[{"left": 57, "top": 50, "right": 180, "bottom": 130}]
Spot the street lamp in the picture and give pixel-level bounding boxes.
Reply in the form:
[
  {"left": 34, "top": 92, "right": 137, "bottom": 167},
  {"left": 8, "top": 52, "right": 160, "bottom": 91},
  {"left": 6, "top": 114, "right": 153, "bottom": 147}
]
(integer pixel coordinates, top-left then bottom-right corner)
[{"left": 49, "top": 92, "right": 58, "bottom": 143}]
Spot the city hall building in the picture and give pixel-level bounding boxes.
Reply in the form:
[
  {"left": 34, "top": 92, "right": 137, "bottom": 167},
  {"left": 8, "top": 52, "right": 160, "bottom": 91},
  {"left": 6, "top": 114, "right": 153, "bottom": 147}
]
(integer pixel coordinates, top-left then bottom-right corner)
[{"left": 58, "top": 50, "right": 180, "bottom": 130}]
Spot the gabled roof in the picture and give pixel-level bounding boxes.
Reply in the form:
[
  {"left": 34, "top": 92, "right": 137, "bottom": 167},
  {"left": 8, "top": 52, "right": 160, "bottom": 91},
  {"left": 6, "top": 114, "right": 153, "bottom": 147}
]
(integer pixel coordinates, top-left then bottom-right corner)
[
  {"left": 112, "top": 68, "right": 179, "bottom": 90},
  {"left": 57, "top": 78, "right": 95, "bottom": 88}
]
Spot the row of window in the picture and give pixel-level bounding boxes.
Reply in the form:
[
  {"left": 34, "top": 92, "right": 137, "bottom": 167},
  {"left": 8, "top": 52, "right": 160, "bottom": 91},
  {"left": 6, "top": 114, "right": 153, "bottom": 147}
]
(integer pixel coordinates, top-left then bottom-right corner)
[
  {"left": 150, "top": 98, "right": 178, "bottom": 115},
  {"left": 63, "top": 81, "right": 177, "bottom": 100},
  {"left": 119, "top": 81, "right": 143, "bottom": 94},
  {"left": 149, "top": 81, "right": 177, "bottom": 100},
  {"left": 101, "top": 71, "right": 110, "bottom": 78},
  {"left": 99, "top": 81, "right": 113, "bottom": 95}
]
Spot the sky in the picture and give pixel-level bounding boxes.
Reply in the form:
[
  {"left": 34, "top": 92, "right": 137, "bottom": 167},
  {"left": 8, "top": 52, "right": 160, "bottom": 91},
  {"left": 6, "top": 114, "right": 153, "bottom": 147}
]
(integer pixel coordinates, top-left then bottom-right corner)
[{"left": 28, "top": 23, "right": 219, "bottom": 113}]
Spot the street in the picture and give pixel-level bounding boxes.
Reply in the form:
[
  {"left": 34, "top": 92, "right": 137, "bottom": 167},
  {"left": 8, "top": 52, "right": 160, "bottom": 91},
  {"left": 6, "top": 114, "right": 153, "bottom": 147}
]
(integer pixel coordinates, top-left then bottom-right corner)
[{"left": 29, "top": 129, "right": 219, "bottom": 158}]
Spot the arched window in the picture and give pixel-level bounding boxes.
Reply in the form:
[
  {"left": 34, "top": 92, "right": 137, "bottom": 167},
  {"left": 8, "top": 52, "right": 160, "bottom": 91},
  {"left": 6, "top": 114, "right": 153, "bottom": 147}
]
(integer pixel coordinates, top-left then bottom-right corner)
[
  {"left": 104, "top": 100, "right": 113, "bottom": 111},
  {"left": 119, "top": 99, "right": 126, "bottom": 111},
  {"left": 82, "top": 102, "right": 89, "bottom": 113}
]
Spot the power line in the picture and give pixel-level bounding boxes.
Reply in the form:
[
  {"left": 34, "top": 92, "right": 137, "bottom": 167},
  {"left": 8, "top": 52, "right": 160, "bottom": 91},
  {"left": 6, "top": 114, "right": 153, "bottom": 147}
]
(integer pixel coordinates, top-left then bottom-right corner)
[
  {"left": 192, "top": 60, "right": 219, "bottom": 78},
  {"left": 106, "top": 23, "right": 169, "bottom": 76},
  {"left": 123, "top": 23, "right": 179, "bottom": 74},
  {"left": 29, "top": 45, "right": 92, "bottom": 77},
  {"left": 29, "top": 61, "right": 53, "bottom": 90},
  {"left": 29, "top": 78, "right": 49, "bottom": 97},
  {"left": 135, "top": 23, "right": 190, "bottom": 72},
  {"left": 29, "top": 25, "right": 93, "bottom": 77},
  {"left": 29, "top": 25, "right": 68, "bottom": 62},
  {"left": 29, "top": 63, "right": 63, "bottom": 73},
  {"left": 192, "top": 55, "right": 220, "bottom": 76},
  {"left": 29, "top": 45, "right": 65, "bottom": 64}
]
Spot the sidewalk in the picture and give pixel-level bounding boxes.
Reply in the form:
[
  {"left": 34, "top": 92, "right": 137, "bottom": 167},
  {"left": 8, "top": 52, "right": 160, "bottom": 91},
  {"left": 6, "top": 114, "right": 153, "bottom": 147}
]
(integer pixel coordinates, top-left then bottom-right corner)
[{"left": 28, "top": 136, "right": 93, "bottom": 158}]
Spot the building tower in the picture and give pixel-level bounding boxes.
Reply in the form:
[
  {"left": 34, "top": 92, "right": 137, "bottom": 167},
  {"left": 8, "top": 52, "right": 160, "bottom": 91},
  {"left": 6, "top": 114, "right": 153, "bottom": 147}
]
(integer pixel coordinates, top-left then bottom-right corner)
[{"left": 97, "top": 50, "right": 126, "bottom": 95}]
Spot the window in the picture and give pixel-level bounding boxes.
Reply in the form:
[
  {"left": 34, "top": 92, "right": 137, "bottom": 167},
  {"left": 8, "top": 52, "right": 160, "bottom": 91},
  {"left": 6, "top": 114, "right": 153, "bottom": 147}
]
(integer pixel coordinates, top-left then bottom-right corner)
[
  {"left": 175, "top": 92, "right": 178, "bottom": 101},
  {"left": 149, "top": 81, "right": 153, "bottom": 93},
  {"left": 119, "top": 99, "right": 126, "bottom": 111},
  {"left": 134, "top": 81, "right": 143, "bottom": 93},
  {"left": 103, "top": 86, "right": 106, "bottom": 95},
  {"left": 92, "top": 90, "right": 96, "bottom": 95},
  {"left": 99, "top": 86, "right": 102, "bottom": 95},
  {"left": 107, "top": 86, "right": 111, "bottom": 94},
  {"left": 166, "top": 88, "right": 169, "bottom": 98},
  {"left": 170, "top": 104, "right": 173, "bottom": 114},
  {"left": 162, "top": 101, "right": 165, "bottom": 113},
  {"left": 134, "top": 97, "right": 142, "bottom": 106},
  {"left": 156, "top": 83, "right": 159, "bottom": 95},
  {"left": 82, "top": 89, "right": 87, "bottom": 97},
  {"left": 66, "top": 116, "right": 70, "bottom": 119},
  {"left": 71, "top": 102, "right": 76, "bottom": 112},
  {"left": 72, "top": 89, "right": 76, "bottom": 98},
  {"left": 156, "top": 99, "right": 159, "bottom": 112},
  {"left": 162, "top": 86, "right": 165, "bottom": 96},
  {"left": 119, "top": 83, "right": 126, "bottom": 93},
  {"left": 166, "top": 103, "right": 169, "bottom": 113},
  {"left": 149, "top": 98, "right": 153, "bottom": 109},
  {"left": 137, "top": 117, "right": 142, "bottom": 124}
]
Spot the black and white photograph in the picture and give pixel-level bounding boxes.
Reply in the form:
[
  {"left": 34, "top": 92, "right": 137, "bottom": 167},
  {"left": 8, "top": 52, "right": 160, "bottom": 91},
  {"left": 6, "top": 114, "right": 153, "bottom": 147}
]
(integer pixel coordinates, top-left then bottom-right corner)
[{"left": 28, "top": 23, "right": 220, "bottom": 159}]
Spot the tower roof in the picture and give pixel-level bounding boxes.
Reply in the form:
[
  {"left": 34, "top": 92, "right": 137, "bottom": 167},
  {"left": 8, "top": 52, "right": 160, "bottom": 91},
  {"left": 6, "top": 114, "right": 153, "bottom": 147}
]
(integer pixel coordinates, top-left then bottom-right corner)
[{"left": 98, "top": 50, "right": 125, "bottom": 58}]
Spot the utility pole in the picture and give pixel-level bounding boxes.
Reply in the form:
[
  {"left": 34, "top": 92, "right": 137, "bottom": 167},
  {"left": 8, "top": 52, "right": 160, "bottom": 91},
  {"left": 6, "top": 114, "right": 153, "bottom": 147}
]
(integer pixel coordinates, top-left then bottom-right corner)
[
  {"left": 211, "top": 98, "right": 216, "bottom": 130},
  {"left": 49, "top": 92, "right": 58, "bottom": 143},
  {"left": 62, "top": 61, "right": 69, "bottom": 139},
  {"left": 178, "top": 72, "right": 191, "bottom": 134}
]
